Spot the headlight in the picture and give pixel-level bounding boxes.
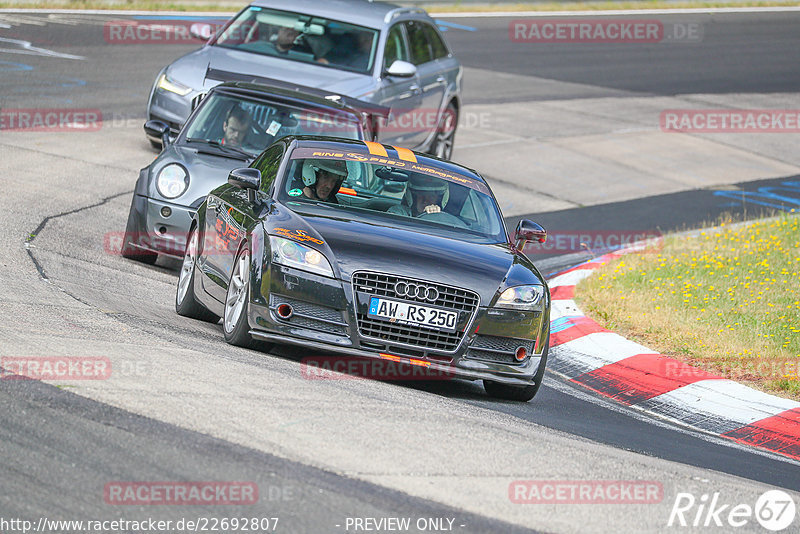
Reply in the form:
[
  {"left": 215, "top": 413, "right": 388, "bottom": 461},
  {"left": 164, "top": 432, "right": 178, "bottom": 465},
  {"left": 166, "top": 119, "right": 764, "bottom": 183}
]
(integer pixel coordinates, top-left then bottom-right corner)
[
  {"left": 269, "top": 236, "right": 334, "bottom": 278},
  {"left": 496, "top": 285, "right": 545, "bottom": 310},
  {"left": 156, "top": 164, "right": 189, "bottom": 199},
  {"left": 157, "top": 73, "right": 192, "bottom": 96}
]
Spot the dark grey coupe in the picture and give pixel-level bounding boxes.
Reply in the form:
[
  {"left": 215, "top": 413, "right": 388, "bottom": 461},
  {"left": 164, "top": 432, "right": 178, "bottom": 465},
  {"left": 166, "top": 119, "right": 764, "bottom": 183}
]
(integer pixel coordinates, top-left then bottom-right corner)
[{"left": 175, "top": 137, "right": 551, "bottom": 401}]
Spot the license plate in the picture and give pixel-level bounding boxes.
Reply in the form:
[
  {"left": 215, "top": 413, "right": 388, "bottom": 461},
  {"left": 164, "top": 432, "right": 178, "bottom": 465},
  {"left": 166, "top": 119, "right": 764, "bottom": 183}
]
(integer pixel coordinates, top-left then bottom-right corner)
[{"left": 368, "top": 297, "right": 457, "bottom": 333}]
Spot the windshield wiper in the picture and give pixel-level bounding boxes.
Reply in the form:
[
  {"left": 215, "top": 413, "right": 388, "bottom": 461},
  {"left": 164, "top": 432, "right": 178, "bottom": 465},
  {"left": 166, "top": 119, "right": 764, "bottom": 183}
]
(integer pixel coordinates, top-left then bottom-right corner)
[{"left": 185, "top": 138, "right": 252, "bottom": 160}]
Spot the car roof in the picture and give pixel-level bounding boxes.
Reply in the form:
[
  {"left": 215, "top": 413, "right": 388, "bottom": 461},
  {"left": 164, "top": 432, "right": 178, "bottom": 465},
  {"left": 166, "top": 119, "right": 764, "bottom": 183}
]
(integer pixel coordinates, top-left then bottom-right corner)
[
  {"left": 248, "top": 0, "right": 429, "bottom": 29},
  {"left": 285, "top": 136, "right": 487, "bottom": 184}
]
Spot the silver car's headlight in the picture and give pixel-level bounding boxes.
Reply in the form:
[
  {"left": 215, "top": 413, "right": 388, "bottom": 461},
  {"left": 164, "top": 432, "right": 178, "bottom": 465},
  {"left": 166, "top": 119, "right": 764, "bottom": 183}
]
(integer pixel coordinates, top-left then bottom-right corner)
[
  {"left": 269, "top": 236, "right": 334, "bottom": 278},
  {"left": 157, "top": 73, "right": 192, "bottom": 96},
  {"left": 156, "top": 164, "right": 189, "bottom": 199},
  {"left": 496, "top": 285, "right": 545, "bottom": 310}
]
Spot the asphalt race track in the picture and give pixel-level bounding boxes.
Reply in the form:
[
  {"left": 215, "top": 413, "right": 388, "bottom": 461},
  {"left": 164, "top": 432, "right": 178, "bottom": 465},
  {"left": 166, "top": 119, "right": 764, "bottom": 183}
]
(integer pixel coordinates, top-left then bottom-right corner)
[{"left": 1, "top": 9, "right": 799, "bottom": 533}]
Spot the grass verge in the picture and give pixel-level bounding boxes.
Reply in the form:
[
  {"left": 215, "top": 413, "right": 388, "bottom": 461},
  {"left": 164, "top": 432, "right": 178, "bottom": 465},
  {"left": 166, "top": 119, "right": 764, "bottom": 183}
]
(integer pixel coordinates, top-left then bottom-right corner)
[
  {"left": 576, "top": 212, "right": 800, "bottom": 400},
  {"left": 1, "top": 0, "right": 799, "bottom": 12}
]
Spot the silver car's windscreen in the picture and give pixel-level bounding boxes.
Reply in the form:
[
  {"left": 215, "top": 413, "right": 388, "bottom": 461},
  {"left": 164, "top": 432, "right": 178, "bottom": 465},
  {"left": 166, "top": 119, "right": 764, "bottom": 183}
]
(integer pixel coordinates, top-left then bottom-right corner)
[
  {"left": 183, "top": 93, "right": 362, "bottom": 156},
  {"left": 214, "top": 6, "right": 379, "bottom": 74},
  {"left": 278, "top": 150, "right": 507, "bottom": 243}
]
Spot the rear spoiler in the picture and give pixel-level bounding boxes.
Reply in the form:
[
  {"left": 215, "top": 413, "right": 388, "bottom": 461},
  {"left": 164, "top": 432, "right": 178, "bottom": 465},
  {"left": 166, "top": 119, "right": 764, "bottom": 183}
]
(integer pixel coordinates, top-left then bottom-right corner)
[{"left": 205, "top": 67, "right": 390, "bottom": 120}]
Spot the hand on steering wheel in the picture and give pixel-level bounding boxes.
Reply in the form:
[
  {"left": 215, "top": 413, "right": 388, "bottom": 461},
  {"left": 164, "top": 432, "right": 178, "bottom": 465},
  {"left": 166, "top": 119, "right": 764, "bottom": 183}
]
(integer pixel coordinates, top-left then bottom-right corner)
[{"left": 423, "top": 204, "right": 441, "bottom": 214}]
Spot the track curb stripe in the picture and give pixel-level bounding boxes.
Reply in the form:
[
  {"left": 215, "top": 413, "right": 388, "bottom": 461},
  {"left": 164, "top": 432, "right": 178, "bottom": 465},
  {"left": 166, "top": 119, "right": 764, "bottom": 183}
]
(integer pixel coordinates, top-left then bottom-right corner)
[{"left": 547, "top": 245, "right": 800, "bottom": 462}]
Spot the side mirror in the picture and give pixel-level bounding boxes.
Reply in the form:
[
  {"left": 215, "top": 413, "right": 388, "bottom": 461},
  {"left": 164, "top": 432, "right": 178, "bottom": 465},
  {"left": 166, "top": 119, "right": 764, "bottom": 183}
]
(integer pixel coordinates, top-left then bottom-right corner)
[
  {"left": 228, "top": 168, "right": 262, "bottom": 203},
  {"left": 385, "top": 60, "right": 417, "bottom": 78},
  {"left": 144, "top": 120, "right": 171, "bottom": 148},
  {"left": 514, "top": 219, "right": 546, "bottom": 250}
]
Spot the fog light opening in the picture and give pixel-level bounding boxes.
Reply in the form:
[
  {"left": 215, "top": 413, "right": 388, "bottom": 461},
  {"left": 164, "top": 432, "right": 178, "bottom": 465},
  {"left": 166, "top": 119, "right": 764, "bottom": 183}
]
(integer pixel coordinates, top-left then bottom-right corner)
[
  {"left": 515, "top": 346, "right": 528, "bottom": 362},
  {"left": 276, "top": 304, "right": 293, "bottom": 320},
  {"left": 157, "top": 226, "right": 168, "bottom": 235}
]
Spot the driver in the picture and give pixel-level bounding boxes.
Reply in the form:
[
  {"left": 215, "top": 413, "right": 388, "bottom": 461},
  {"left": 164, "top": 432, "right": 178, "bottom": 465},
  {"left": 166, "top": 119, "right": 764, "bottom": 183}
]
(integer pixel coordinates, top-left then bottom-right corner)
[
  {"left": 220, "top": 104, "right": 252, "bottom": 148},
  {"left": 302, "top": 159, "right": 348, "bottom": 203},
  {"left": 388, "top": 175, "right": 449, "bottom": 217}
]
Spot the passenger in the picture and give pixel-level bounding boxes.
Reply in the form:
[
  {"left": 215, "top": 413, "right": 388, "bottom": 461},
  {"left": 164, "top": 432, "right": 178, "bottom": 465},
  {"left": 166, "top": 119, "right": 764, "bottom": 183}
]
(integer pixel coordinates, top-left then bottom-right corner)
[
  {"left": 388, "top": 175, "right": 449, "bottom": 217},
  {"left": 270, "top": 25, "right": 330, "bottom": 64},
  {"left": 302, "top": 159, "right": 348, "bottom": 203},
  {"left": 220, "top": 105, "right": 252, "bottom": 148}
]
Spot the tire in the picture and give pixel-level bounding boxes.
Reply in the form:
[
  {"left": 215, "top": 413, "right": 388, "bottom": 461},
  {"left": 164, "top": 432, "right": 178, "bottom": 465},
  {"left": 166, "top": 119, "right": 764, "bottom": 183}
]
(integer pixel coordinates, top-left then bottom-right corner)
[
  {"left": 428, "top": 102, "right": 457, "bottom": 161},
  {"left": 175, "top": 226, "right": 219, "bottom": 323},
  {"left": 222, "top": 244, "right": 257, "bottom": 348},
  {"left": 121, "top": 196, "right": 158, "bottom": 265},
  {"left": 483, "top": 331, "right": 550, "bottom": 402},
  {"left": 149, "top": 139, "right": 162, "bottom": 151}
]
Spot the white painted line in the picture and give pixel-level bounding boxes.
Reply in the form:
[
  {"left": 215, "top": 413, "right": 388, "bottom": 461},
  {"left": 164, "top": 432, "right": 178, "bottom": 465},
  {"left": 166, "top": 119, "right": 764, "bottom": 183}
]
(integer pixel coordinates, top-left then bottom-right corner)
[
  {"left": 640, "top": 379, "right": 800, "bottom": 434},
  {"left": 559, "top": 331, "right": 652, "bottom": 362},
  {"left": 0, "top": 37, "right": 85, "bottom": 60},
  {"left": 551, "top": 298, "right": 581, "bottom": 319},
  {"left": 548, "top": 268, "right": 594, "bottom": 288}
]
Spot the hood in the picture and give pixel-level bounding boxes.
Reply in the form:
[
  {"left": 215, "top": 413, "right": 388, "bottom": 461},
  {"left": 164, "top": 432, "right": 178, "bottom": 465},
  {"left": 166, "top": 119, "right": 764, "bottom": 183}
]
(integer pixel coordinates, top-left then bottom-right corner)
[
  {"left": 266, "top": 204, "right": 544, "bottom": 305},
  {"left": 149, "top": 144, "right": 252, "bottom": 208},
  {"left": 168, "top": 46, "right": 376, "bottom": 98}
]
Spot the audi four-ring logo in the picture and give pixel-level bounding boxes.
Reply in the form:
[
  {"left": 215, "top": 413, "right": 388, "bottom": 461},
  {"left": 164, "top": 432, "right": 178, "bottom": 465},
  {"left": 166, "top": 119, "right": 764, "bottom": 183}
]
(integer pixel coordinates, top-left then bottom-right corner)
[{"left": 394, "top": 281, "right": 439, "bottom": 302}]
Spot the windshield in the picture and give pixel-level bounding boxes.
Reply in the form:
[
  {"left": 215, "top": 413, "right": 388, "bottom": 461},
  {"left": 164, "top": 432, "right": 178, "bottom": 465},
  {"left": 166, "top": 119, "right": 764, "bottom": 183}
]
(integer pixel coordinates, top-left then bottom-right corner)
[
  {"left": 214, "top": 6, "right": 379, "bottom": 74},
  {"left": 278, "top": 148, "right": 507, "bottom": 243},
  {"left": 182, "top": 93, "right": 362, "bottom": 157}
]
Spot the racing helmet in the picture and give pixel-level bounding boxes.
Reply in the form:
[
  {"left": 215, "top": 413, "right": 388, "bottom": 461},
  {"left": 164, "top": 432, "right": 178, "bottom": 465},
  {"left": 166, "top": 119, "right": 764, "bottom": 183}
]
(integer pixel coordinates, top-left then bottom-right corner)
[
  {"left": 302, "top": 159, "right": 348, "bottom": 187},
  {"left": 403, "top": 174, "right": 450, "bottom": 209}
]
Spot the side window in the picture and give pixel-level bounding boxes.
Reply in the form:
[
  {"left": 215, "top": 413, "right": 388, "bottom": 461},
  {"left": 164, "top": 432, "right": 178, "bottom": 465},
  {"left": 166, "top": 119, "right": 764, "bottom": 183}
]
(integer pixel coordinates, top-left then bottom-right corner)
[
  {"left": 383, "top": 24, "right": 409, "bottom": 70},
  {"left": 404, "top": 21, "right": 432, "bottom": 65},
  {"left": 252, "top": 144, "right": 284, "bottom": 193},
  {"left": 422, "top": 23, "right": 449, "bottom": 59}
]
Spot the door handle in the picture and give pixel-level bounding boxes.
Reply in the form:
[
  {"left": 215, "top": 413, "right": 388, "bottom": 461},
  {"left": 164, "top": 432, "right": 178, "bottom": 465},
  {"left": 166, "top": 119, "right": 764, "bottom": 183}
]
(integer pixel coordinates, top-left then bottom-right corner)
[
  {"left": 436, "top": 76, "right": 446, "bottom": 83},
  {"left": 409, "top": 84, "right": 421, "bottom": 95}
]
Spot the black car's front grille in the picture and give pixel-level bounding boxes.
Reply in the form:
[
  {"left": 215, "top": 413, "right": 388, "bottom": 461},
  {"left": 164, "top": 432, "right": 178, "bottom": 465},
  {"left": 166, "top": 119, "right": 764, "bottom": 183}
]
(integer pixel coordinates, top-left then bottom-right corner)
[
  {"left": 270, "top": 295, "right": 347, "bottom": 336},
  {"left": 357, "top": 315, "right": 464, "bottom": 352},
  {"left": 352, "top": 272, "right": 479, "bottom": 313},
  {"left": 352, "top": 271, "right": 479, "bottom": 352},
  {"left": 465, "top": 335, "right": 534, "bottom": 364}
]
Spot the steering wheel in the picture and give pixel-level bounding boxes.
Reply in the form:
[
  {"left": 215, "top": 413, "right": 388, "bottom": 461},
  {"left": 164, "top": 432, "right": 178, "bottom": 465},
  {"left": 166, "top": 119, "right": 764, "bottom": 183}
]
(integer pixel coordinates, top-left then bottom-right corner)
[{"left": 418, "top": 210, "right": 468, "bottom": 229}]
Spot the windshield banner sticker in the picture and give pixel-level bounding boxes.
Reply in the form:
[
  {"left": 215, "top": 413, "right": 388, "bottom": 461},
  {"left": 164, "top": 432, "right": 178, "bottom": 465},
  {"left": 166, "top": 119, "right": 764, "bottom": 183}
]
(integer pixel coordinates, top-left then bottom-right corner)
[{"left": 290, "top": 147, "right": 490, "bottom": 194}]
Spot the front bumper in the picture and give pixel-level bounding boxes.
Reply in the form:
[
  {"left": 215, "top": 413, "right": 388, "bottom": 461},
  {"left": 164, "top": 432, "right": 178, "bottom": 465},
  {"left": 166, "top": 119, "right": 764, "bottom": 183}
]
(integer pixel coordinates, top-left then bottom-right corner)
[
  {"left": 127, "top": 194, "right": 196, "bottom": 258},
  {"left": 246, "top": 264, "right": 549, "bottom": 386}
]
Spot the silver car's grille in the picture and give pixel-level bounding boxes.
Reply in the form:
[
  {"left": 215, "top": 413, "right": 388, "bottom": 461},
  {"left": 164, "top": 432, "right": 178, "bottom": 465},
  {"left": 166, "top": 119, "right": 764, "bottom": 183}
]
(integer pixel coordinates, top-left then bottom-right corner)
[
  {"left": 465, "top": 335, "right": 534, "bottom": 364},
  {"left": 352, "top": 271, "right": 479, "bottom": 352}
]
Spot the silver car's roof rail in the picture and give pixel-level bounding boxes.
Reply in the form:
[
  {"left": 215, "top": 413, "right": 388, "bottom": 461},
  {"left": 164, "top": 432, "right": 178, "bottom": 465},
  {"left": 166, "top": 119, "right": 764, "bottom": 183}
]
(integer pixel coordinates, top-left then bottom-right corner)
[{"left": 384, "top": 7, "right": 427, "bottom": 24}]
